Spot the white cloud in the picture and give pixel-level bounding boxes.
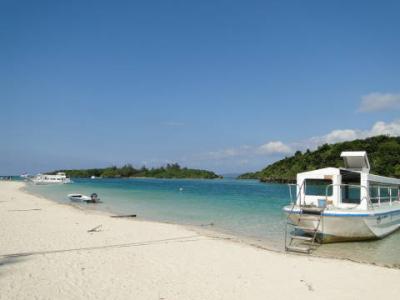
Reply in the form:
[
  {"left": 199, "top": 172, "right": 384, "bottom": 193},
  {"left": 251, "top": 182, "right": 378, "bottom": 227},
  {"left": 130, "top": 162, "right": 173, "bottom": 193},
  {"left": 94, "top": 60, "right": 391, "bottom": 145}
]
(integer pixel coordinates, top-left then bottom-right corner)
[
  {"left": 309, "top": 120, "right": 400, "bottom": 147},
  {"left": 194, "top": 120, "right": 400, "bottom": 172},
  {"left": 358, "top": 92, "right": 400, "bottom": 112},
  {"left": 256, "top": 141, "right": 292, "bottom": 155},
  {"left": 202, "top": 141, "right": 292, "bottom": 160},
  {"left": 369, "top": 120, "right": 400, "bottom": 136},
  {"left": 310, "top": 129, "right": 363, "bottom": 145}
]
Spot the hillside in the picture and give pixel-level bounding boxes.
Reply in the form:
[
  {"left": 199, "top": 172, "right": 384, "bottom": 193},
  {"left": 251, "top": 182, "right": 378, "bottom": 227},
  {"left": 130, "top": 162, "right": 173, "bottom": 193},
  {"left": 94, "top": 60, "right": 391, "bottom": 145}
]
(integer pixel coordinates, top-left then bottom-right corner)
[
  {"left": 49, "top": 163, "right": 222, "bottom": 179},
  {"left": 238, "top": 135, "right": 400, "bottom": 183}
]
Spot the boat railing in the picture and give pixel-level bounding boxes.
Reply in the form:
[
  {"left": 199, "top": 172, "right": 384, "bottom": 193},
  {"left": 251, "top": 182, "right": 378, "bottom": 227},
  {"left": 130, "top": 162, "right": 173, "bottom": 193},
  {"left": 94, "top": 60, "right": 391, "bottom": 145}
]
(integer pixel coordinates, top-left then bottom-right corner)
[
  {"left": 288, "top": 183, "right": 298, "bottom": 205},
  {"left": 325, "top": 184, "right": 373, "bottom": 209},
  {"left": 285, "top": 181, "right": 307, "bottom": 248},
  {"left": 287, "top": 182, "right": 307, "bottom": 206}
]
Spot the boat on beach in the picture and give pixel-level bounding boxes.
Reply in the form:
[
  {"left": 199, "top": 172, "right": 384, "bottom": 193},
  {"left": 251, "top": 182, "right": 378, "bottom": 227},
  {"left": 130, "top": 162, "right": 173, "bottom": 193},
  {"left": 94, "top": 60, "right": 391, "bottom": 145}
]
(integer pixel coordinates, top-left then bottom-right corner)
[
  {"left": 68, "top": 193, "right": 101, "bottom": 203},
  {"left": 31, "top": 172, "right": 71, "bottom": 185},
  {"left": 284, "top": 151, "right": 400, "bottom": 253}
]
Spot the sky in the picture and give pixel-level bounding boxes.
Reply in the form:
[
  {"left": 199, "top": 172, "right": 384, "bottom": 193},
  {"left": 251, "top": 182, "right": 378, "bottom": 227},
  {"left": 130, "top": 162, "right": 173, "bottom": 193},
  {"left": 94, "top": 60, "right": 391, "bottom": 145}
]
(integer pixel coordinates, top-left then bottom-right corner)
[{"left": 1, "top": 0, "right": 400, "bottom": 175}]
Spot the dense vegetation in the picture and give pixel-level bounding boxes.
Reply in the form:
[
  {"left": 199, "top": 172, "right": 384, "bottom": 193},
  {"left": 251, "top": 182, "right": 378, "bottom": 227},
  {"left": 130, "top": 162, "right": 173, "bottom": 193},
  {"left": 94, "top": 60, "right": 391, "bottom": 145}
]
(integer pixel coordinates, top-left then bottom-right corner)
[
  {"left": 49, "top": 163, "right": 222, "bottom": 179},
  {"left": 238, "top": 135, "right": 400, "bottom": 183}
]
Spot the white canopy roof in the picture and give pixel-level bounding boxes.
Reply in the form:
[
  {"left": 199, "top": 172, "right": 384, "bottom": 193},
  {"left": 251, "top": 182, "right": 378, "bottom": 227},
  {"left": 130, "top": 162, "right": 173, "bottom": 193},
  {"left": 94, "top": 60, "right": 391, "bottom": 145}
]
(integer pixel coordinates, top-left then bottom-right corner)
[
  {"left": 368, "top": 173, "right": 400, "bottom": 186},
  {"left": 340, "top": 151, "right": 370, "bottom": 172},
  {"left": 294, "top": 152, "right": 400, "bottom": 186}
]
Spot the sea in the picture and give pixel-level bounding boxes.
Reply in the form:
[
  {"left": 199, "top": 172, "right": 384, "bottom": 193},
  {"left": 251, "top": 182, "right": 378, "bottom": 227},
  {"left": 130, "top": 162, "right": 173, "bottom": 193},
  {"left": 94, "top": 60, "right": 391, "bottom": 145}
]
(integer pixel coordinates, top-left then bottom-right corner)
[{"left": 25, "top": 177, "right": 400, "bottom": 268}]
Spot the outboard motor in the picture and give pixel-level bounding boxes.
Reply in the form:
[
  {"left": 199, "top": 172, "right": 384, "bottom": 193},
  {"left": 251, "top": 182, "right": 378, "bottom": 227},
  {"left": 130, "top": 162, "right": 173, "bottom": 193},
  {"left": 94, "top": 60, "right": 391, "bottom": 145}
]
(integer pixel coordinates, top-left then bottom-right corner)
[{"left": 90, "top": 193, "right": 99, "bottom": 203}]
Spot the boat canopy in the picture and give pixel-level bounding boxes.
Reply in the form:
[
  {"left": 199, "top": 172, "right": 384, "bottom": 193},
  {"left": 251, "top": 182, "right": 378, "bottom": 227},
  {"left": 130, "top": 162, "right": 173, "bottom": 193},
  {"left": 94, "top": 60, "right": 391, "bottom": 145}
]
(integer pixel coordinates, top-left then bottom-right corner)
[
  {"left": 296, "top": 151, "right": 400, "bottom": 186},
  {"left": 368, "top": 173, "right": 400, "bottom": 186},
  {"left": 292, "top": 151, "right": 400, "bottom": 210},
  {"left": 340, "top": 151, "right": 370, "bottom": 172},
  {"left": 297, "top": 167, "right": 340, "bottom": 179}
]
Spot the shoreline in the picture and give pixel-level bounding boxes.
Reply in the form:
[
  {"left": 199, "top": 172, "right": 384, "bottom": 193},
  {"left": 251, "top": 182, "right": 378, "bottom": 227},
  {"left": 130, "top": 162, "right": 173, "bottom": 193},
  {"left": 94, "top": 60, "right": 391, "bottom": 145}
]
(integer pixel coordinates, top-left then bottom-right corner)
[
  {"left": 22, "top": 182, "right": 283, "bottom": 252},
  {"left": 2, "top": 181, "right": 400, "bottom": 299},
  {"left": 22, "top": 181, "right": 400, "bottom": 270}
]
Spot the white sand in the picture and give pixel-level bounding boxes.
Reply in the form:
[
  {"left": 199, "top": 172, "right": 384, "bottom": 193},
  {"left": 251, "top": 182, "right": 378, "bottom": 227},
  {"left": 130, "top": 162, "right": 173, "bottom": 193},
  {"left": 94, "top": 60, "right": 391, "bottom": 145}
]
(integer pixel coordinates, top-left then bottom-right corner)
[{"left": 1, "top": 181, "right": 400, "bottom": 300}]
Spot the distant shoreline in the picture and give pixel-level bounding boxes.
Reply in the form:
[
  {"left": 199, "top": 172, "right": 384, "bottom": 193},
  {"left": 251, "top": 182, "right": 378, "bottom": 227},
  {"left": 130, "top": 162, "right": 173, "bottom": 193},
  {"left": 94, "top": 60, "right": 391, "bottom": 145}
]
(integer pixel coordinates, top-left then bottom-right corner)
[
  {"left": 48, "top": 163, "right": 222, "bottom": 180},
  {"left": 69, "top": 175, "right": 224, "bottom": 180}
]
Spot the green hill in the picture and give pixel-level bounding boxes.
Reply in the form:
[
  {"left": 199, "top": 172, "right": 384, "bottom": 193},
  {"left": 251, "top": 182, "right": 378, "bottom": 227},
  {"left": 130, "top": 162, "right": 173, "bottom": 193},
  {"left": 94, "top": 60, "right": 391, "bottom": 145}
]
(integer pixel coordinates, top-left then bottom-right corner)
[
  {"left": 238, "top": 135, "right": 400, "bottom": 183},
  {"left": 49, "top": 163, "right": 222, "bottom": 179}
]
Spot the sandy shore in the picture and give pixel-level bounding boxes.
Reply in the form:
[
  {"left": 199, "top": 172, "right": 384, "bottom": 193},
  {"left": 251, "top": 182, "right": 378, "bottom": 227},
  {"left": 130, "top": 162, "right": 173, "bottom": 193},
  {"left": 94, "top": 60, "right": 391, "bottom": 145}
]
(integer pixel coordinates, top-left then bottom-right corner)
[{"left": 1, "top": 181, "right": 400, "bottom": 299}]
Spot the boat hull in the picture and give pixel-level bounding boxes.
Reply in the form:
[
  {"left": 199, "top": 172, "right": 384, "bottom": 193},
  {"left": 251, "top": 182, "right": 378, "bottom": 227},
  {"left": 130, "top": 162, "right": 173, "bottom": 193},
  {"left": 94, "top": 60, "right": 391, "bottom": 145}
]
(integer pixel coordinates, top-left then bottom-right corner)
[
  {"left": 31, "top": 179, "right": 71, "bottom": 185},
  {"left": 284, "top": 205, "right": 400, "bottom": 243}
]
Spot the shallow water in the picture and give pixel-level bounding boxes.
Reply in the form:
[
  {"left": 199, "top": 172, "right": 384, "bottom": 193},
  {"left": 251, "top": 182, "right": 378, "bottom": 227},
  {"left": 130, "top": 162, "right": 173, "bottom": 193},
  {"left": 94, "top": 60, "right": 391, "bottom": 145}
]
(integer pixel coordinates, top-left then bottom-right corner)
[{"left": 25, "top": 178, "right": 400, "bottom": 267}]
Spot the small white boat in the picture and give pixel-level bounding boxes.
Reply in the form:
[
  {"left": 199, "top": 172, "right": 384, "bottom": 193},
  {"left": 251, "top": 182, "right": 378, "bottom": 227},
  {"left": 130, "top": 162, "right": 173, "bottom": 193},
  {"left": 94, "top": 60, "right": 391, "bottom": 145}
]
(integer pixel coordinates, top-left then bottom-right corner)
[
  {"left": 68, "top": 193, "right": 101, "bottom": 203},
  {"left": 284, "top": 151, "right": 400, "bottom": 253},
  {"left": 31, "top": 172, "right": 71, "bottom": 185},
  {"left": 68, "top": 194, "right": 91, "bottom": 202}
]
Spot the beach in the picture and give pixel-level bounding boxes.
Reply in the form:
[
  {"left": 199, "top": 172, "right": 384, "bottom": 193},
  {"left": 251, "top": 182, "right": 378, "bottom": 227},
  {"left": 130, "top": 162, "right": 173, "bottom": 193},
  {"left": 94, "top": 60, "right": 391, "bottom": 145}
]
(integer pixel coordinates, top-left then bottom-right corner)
[{"left": 1, "top": 181, "right": 400, "bottom": 300}]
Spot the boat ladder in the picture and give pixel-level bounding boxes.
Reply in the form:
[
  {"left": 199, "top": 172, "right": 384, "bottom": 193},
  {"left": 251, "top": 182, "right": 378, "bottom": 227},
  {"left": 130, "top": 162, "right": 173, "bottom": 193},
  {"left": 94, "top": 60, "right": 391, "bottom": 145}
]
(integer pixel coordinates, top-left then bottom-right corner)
[{"left": 285, "top": 207, "right": 323, "bottom": 254}]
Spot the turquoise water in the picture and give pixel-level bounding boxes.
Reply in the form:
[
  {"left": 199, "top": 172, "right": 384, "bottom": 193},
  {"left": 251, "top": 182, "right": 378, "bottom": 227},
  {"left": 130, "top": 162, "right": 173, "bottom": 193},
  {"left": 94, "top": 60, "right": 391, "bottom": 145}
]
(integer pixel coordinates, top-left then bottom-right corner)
[{"left": 25, "top": 178, "right": 400, "bottom": 267}]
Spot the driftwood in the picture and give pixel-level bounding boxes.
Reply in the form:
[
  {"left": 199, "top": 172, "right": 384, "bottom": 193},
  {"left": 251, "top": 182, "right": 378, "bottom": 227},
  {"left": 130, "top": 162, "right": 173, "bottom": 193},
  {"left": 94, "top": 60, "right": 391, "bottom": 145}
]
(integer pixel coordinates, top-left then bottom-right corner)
[
  {"left": 110, "top": 214, "right": 137, "bottom": 218},
  {"left": 200, "top": 222, "right": 214, "bottom": 227},
  {"left": 87, "top": 225, "right": 102, "bottom": 233}
]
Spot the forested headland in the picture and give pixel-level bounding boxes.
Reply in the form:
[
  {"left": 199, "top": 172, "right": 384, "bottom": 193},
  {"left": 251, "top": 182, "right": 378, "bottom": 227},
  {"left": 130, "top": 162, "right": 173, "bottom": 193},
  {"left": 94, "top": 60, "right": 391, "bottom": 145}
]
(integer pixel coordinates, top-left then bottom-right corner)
[
  {"left": 49, "top": 163, "right": 222, "bottom": 179},
  {"left": 238, "top": 135, "right": 400, "bottom": 183}
]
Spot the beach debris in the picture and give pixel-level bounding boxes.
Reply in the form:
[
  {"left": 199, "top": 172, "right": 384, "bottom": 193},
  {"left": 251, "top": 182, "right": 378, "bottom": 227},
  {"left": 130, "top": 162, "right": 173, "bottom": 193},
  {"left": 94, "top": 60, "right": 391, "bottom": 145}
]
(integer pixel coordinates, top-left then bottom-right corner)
[
  {"left": 110, "top": 214, "right": 137, "bottom": 218},
  {"left": 87, "top": 225, "right": 103, "bottom": 233},
  {"left": 300, "top": 279, "right": 314, "bottom": 292},
  {"left": 200, "top": 222, "right": 214, "bottom": 227}
]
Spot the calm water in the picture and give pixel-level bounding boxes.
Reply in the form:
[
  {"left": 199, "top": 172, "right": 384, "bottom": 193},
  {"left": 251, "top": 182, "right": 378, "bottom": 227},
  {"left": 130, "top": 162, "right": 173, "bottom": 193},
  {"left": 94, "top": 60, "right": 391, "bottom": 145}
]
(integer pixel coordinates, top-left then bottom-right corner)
[{"left": 25, "top": 178, "right": 400, "bottom": 267}]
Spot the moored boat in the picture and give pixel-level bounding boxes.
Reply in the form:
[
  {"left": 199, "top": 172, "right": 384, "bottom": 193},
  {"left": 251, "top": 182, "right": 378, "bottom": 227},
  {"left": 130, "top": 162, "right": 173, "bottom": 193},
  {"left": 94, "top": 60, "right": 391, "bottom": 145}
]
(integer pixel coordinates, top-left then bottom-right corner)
[
  {"left": 283, "top": 151, "right": 400, "bottom": 253},
  {"left": 68, "top": 193, "right": 101, "bottom": 203},
  {"left": 68, "top": 194, "right": 91, "bottom": 202},
  {"left": 31, "top": 172, "right": 71, "bottom": 185}
]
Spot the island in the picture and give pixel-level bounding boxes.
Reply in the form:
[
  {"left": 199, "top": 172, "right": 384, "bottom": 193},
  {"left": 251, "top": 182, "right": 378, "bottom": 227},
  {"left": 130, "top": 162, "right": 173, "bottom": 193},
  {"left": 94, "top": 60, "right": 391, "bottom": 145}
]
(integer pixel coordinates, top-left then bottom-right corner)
[
  {"left": 48, "top": 163, "right": 222, "bottom": 179},
  {"left": 238, "top": 135, "right": 400, "bottom": 183}
]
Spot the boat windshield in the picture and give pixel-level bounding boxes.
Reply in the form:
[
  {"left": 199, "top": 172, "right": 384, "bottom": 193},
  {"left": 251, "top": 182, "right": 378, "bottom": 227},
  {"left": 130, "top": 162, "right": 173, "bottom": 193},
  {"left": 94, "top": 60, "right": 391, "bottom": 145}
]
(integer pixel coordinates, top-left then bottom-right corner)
[
  {"left": 341, "top": 185, "right": 361, "bottom": 204},
  {"left": 304, "top": 179, "right": 333, "bottom": 196}
]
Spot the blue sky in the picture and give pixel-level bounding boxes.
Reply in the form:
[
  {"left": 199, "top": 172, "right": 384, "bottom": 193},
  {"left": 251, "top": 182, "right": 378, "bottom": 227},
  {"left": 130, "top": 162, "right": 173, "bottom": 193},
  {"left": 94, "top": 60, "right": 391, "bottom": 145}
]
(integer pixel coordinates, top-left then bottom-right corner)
[{"left": 1, "top": 0, "right": 400, "bottom": 174}]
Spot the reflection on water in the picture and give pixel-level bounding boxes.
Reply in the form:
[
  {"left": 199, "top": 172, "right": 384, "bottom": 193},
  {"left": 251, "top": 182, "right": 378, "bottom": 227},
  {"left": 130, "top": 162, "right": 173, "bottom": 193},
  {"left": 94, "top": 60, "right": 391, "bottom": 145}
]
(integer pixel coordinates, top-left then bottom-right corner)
[{"left": 315, "top": 230, "right": 400, "bottom": 267}]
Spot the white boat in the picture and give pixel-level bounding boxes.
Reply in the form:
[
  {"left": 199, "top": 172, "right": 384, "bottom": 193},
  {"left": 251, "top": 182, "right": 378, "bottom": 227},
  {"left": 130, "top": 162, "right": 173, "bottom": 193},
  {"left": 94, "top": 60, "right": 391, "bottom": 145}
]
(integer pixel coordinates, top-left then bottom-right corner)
[
  {"left": 283, "top": 151, "right": 400, "bottom": 253},
  {"left": 31, "top": 172, "right": 71, "bottom": 185},
  {"left": 68, "top": 194, "right": 91, "bottom": 202},
  {"left": 68, "top": 193, "right": 100, "bottom": 203}
]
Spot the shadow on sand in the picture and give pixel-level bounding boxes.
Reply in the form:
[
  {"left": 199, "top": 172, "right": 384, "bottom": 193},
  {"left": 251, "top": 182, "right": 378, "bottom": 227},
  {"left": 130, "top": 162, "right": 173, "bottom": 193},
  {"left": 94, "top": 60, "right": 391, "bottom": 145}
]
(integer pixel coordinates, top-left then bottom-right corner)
[
  {"left": 0, "top": 235, "right": 210, "bottom": 260},
  {"left": 0, "top": 256, "right": 28, "bottom": 278}
]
